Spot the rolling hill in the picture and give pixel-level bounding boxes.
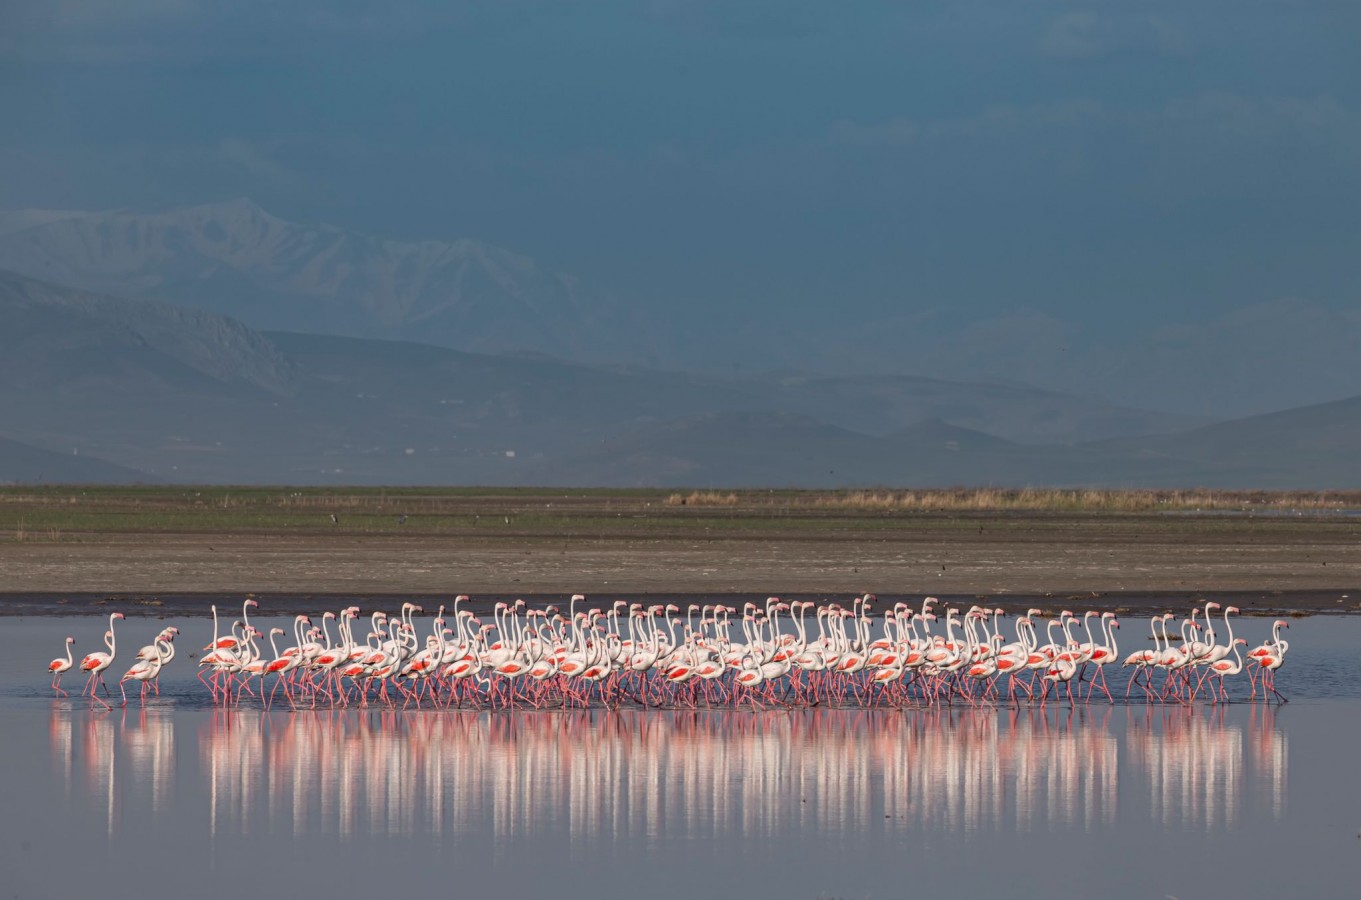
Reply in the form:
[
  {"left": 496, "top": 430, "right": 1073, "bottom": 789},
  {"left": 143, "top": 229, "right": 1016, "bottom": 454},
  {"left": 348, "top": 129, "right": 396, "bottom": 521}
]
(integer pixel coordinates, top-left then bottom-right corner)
[
  {"left": 0, "top": 435, "right": 150, "bottom": 484},
  {"left": 0, "top": 269, "right": 1352, "bottom": 488},
  {"left": 1093, "top": 395, "right": 1361, "bottom": 488}
]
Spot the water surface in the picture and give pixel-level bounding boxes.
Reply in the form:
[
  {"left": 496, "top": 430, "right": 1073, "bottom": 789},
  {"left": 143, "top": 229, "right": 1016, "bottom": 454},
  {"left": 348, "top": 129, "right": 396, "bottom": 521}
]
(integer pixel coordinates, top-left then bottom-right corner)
[{"left": 3, "top": 615, "right": 1359, "bottom": 898}]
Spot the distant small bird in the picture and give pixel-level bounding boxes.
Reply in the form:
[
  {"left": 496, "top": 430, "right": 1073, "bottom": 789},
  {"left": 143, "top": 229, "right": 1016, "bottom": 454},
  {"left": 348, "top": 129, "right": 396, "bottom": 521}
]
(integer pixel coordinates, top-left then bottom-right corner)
[
  {"left": 329, "top": 514, "right": 338, "bottom": 524},
  {"left": 397, "top": 515, "right": 408, "bottom": 525}
]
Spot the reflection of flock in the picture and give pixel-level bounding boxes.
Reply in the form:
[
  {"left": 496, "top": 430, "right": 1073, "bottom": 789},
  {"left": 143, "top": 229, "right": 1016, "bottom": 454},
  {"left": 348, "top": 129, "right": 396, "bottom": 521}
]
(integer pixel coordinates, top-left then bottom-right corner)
[
  {"left": 49, "top": 707, "right": 176, "bottom": 837},
  {"left": 49, "top": 706, "right": 1288, "bottom": 840},
  {"left": 1129, "top": 705, "right": 1287, "bottom": 827}
]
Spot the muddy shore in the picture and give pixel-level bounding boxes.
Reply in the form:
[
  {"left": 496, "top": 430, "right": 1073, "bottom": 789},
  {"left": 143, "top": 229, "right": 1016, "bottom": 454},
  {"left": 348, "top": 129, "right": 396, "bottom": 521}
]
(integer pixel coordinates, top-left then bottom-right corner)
[{"left": 3, "top": 519, "right": 1358, "bottom": 617}]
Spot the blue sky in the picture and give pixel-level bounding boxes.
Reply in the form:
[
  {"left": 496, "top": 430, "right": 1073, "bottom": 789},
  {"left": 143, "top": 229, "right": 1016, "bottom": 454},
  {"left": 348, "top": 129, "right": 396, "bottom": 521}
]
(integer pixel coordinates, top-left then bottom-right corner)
[{"left": 2, "top": 0, "right": 1359, "bottom": 341}]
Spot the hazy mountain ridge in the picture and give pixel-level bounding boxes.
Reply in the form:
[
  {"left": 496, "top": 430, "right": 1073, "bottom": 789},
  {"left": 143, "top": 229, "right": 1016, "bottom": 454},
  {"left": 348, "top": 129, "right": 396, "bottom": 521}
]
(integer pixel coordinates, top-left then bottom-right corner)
[
  {"left": 0, "top": 270, "right": 295, "bottom": 395},
  {"left": 0, "top": 199, "right": 629, "bottom": 359},
  {"left": 0, "top": 272, "right": 1355, "bottom": 488},
  {"left": 0, "top": 434, "right": 150, "bottom": 484},
  {"left": 1, "top": 200, "right": 1353, "bottom": 422},
  {"left": 748, "top": 372, "right": 1208, "bottom": 444},
  {"left": 523, "top": 413, "right": 1051, "bottom": 488},
  {"left": 1092, "top": 394, "right": 1361, "bottom": 488},
  {"left": 800, "top": 302, "right": 1361, "bottom": 419}
]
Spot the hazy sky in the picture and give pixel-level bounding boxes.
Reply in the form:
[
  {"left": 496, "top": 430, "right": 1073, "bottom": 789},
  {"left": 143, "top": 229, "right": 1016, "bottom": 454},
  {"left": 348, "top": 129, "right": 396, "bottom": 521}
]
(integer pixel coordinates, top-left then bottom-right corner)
[{"left": 2, "top": 1, "right": 1359, "bottom": 339}]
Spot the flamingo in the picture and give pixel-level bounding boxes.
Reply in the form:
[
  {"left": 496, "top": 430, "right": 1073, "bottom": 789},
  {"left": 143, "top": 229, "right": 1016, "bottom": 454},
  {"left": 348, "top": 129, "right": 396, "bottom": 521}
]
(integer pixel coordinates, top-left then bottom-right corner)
[
  {"left": 48, "top": 637, "right": 75, "bottom": 696},
  {"left": 1205, "top": 639, "right": 1248, "bottom": 702},
  {"left": 1255, "top": 644, "right": 1289, "bottom": 703},
  {"left": 80, "top": 612, "right": 124, "bottom": 707},
  {"left": 120, "top": 632, "right": 173, "bottom": 706}
]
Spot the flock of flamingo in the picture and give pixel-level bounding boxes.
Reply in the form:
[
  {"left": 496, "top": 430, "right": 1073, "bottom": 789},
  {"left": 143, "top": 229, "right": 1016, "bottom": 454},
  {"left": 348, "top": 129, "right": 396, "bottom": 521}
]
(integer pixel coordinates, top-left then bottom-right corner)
[{"left": 48, "top": 595, "right": 1292, "bottom": 710}]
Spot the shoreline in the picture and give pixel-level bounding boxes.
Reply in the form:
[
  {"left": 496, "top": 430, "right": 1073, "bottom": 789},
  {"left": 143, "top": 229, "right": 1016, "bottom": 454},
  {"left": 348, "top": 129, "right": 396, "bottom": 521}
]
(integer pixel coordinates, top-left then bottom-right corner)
[
  {"left": 4, "top": 588, "right": 1356, "bottom": 618},
  {"left": 4, "top": 493, "right": 1359, "bottom": 615}
]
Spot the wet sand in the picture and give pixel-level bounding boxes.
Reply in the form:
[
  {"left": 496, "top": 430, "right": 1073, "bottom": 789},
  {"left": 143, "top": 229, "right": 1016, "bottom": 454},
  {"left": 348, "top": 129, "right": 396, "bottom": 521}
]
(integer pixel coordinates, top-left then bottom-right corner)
[{"left": 3, "top": 519, "right": 1359, "bottom": 616}]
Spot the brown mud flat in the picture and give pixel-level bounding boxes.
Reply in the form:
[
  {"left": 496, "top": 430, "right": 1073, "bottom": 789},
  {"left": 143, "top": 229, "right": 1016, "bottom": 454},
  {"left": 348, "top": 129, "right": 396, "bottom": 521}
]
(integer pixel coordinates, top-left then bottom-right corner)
[
  {"left": 2, "top": 503, "right": 1359, "bottom": 616},
  {"left": 1, "top": 588, "right": 1354, "bottom": 620}
]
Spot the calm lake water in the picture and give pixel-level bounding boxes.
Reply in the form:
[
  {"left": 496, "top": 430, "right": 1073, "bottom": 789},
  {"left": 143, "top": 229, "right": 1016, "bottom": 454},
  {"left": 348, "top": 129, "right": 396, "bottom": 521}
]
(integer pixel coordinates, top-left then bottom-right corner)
[{"left": 3, "top": 614, "right": 1360, "bottom": 898}]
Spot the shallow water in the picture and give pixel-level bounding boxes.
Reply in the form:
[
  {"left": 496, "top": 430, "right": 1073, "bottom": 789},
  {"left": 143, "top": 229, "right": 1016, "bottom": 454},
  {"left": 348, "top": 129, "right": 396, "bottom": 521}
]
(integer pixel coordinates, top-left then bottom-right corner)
[{"left": 3, "top": 615, "right": 1360, "bottom": 898}]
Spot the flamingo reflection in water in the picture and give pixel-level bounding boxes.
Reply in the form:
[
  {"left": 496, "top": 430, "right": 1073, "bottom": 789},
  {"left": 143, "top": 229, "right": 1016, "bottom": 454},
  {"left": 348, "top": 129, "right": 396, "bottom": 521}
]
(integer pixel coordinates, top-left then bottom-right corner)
[{"left": 174, "top": 706, "right": 1288, "bottom": 840}]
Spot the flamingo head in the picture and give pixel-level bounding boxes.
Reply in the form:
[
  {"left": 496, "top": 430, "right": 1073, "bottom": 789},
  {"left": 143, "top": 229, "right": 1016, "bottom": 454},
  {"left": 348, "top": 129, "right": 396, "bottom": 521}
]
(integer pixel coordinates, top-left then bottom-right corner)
[
  {"left": 66, "top": 636, "right": 75, "bottom": 644},
  {"left": 1226, "top": 606, "right": 1240, "bottom": 614},
  {"left": 112, "top": 612, "right": 125, "bottom": 621}
]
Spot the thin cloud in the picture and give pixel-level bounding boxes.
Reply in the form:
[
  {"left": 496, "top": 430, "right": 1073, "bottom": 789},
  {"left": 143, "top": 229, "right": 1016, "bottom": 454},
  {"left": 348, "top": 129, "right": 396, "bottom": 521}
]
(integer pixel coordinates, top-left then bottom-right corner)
[
  {"left": 214, "top": 139, "right": 293, "bottom": 187},
  {"left": 829, "top": 100, "right": 1104, "bottom": 149},
  {"left": 1040, "top": 10, "right": 1190, "bottom": 61},
  {"left": 829, "top": 93, "right": 1358, "bottom": 156}
]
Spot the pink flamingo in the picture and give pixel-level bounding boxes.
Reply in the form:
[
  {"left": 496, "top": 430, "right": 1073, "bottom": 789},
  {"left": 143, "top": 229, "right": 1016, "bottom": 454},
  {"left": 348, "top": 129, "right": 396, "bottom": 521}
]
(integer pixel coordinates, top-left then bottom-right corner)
[
  {"left": 79, "top": 612, "right": 124, "bottom": 707},
  {"left": 1205, "top": 639, "right": 1248, "bottom": 703},
  {"left": 119, "top": 631, "right": 172, "bottom": 706},
  {"left": 48, "top": 637, "right": 75, "bottom": 696}
]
